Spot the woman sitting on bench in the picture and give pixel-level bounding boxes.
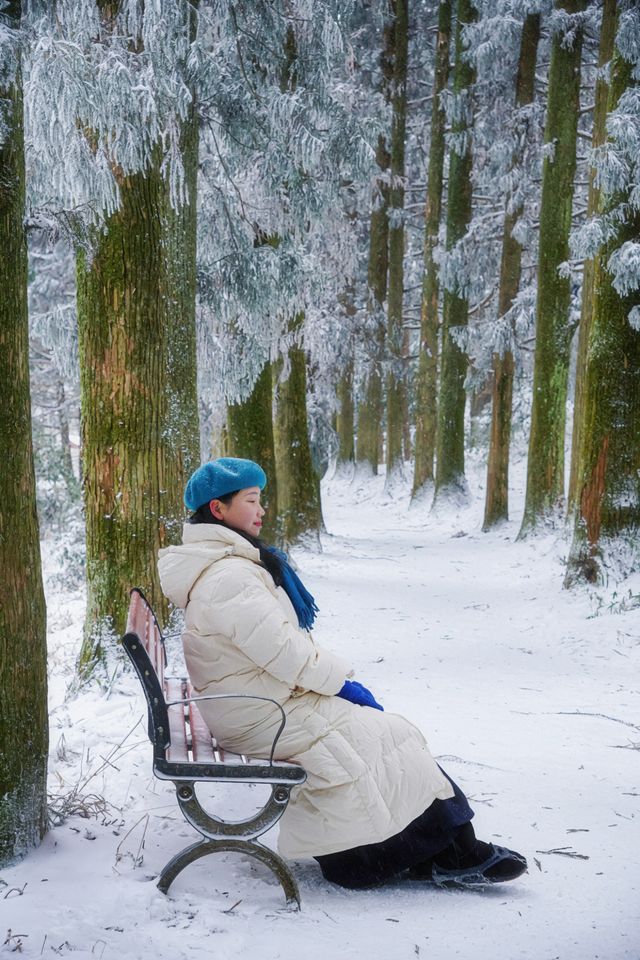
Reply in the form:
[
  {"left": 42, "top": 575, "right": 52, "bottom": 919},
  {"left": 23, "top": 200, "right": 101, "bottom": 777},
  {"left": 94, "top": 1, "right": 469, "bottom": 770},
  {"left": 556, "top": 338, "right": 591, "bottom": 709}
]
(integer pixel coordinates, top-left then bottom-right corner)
[{"left": 158, "top": 457, "right": 527, "bottom": 890}]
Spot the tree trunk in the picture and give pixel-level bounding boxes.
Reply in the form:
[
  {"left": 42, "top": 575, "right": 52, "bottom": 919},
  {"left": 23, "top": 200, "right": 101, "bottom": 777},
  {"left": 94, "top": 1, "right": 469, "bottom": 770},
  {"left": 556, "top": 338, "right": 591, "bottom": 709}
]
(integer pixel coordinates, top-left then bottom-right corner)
[
  {"left": 0, "top": 1, "right": 49, "bottom": 865},
  {"left": 566, "top": 0, "right": 617, "bottom": 515},
  {"left": 163, "top": 9, "right": 201, "bottom": 542},
  {"left": 519, "top": 0, "right": 586, "bottom": 535},
  {"left": 336, "top": 358, "right": 355, "bottom": 467},
  {"left": 565, "top": 47, "right": 640, "bottom": 585},
  {"left": 483, "top": 12, "right": 540, "bottom": 530},
  {"left": 336, "top": 236, "right": 357, "bottom": 470},
  {"left": 56, "top": 375, "right": 76, "bottom": 483},
  {"left": 469, "top": 375, "right": 493, "bottom": 445},
  {"left": 412, "top": 0, "right": 452, "bottom": 501},
  {"left": 77, "top": 160, "right": 172, "bottom": 672},
  {"left": 385, "top": 0, "right": 409, "bottom": 490},
  {"left": 433, "top": 0, "right": 476, "bottom": 502},
  {"left": 227, "top": 361, "right": 279, "bottom": 544},
  {"left": 78, "top": 4, "right": 200, "bottom": 671},
  {"left": 356, "top": 14, "right": 395, "bottom": 477},
  {"left": 274, "top": 315, "right": 324, "bottom": 546}
]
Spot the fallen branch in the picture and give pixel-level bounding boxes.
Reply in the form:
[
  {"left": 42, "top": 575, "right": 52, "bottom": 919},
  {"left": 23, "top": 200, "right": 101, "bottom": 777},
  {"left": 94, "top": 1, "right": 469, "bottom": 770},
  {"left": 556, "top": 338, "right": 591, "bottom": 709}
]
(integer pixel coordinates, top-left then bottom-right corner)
[
  {"left": 513, "top": 710, "right": 640, "bottom": 732},
  {"left": 536, "top": 847, "right": 589, "bottom": 860},
  {"left": 556, "top": 711, "right": 640, "bottom": 732}
]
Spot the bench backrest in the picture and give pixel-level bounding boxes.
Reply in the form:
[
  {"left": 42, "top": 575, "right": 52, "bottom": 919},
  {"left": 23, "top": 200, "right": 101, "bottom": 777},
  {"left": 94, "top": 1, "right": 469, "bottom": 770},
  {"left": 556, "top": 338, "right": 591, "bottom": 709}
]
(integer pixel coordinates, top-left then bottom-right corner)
[{"left": 122, "top": 587, "right": 171, "bottom": 756}]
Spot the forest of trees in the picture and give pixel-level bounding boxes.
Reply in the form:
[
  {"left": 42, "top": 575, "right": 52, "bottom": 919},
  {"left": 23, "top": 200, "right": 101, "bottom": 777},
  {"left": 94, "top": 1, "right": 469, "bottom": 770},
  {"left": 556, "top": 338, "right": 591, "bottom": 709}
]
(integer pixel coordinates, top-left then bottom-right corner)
[{"left": 1, "top": 0, "right": 638, "bottom": 867}]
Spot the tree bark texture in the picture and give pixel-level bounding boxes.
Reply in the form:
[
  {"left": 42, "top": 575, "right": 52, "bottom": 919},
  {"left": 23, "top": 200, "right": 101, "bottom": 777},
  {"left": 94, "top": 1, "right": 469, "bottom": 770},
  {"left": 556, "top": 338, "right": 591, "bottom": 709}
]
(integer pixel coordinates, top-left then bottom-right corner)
[
  {"left": 77, "top": 4, "right": 200, "bottom": 669},
  {"left": 413, "top": 0, "right": 451, "bottom": 499},
  {"left": 336, "top": 234, "right": 357, "bottom": 469},
  {"left": 77, "top": 161, "right": 172, "bottom": 670},
  {"left": 227, "top": 362, "right": 279, "bottom": 544},
  {"left": 434, "top": 0, "right": 476, "bottom": 500},
  {"left": 356, "top": 14, "right": 395, "bottom": 476},
  {"left": 483, "top": 12, "right": 540, "bottom": 529},
  {"left": 567, "top": 0, "right": 617, "bottom": 515},
  {"left": 274, "top": 315, "right": 324, "bottom": 546},
  {"left": 0, "top": 2, "right": 49, "bottom": 865},
  {"left": 337, "top": 359, "right": 355, "bottom": 466},
  {"left": 385, "top": 0, "right": 409, "bottom": 487},
  {"left": 520, "top": 0, "right": 586, "bottom": 534},
  {"left": 565, "top": 46, "right": 640, "bottom": 586},
  {"left": 56, "top": 376, "right": 76, "bottom": 483},
  {"left": 163, "top": 12, "right": 201, "bottom": 541}
]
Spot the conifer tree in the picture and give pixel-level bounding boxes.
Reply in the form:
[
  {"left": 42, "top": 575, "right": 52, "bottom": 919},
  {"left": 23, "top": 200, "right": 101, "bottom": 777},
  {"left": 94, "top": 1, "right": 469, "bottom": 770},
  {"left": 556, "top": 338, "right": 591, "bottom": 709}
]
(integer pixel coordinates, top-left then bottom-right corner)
[
  {"left": 520, "top": 0, "right": 586, "bottom": 534},
  {"left": 567, "top": 0, "right": 617, "bottom": 515},
  {"left": 565, "top": 5, "right": 640, "bottom": 584},
  {"left": 77, "top": 156, "right": 173, "bottom": 669},
  {"left": 336, "top": 266, "right": 357, "bottom": 471},
  {"left": 434, "top": 0, "right": 477, "bottom": 502},
  {"left": 76, "top": 2, "right": 200, "bottom": 670},
  {"left": 356, "top": 11, "right": 395, "bottom": 478},
  {"left": 274, "top": 314, "right": 324, "bottom": 546},
  {"left": 0, "top": 0, "right": 49, "bottom": 865},
  {"left": 483, "top": 11, "right": 540, "bottom": 529},
  {"left": 164, "top": 1, "right": 201, "bottom": 537},
  {"left": 385, "top": 0, "right": 409, "bottom": 489},
  {"left": 337, "top": 357, "right": 356, "bottom": 467},
  {"left": 412, "top": 0, "right": 452, "bottom": 501},
  {"left": 227, "top": 361, "right": 279, "bottom": 543}
]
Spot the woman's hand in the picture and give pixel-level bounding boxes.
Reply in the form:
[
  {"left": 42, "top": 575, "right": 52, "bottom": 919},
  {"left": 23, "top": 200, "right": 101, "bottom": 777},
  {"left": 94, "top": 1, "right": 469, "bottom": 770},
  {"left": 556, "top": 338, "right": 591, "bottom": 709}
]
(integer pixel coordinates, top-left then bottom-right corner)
[{"left": 336, "top": 680, "right": 384, "bottom": 711}]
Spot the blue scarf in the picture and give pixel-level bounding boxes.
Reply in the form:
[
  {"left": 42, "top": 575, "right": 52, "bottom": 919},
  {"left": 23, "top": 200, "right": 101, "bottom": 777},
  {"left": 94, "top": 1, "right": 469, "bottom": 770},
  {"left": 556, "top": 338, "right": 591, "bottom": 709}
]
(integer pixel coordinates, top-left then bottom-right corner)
[{"left": 266, "top": 546, "right": 319, "bottom": 631}]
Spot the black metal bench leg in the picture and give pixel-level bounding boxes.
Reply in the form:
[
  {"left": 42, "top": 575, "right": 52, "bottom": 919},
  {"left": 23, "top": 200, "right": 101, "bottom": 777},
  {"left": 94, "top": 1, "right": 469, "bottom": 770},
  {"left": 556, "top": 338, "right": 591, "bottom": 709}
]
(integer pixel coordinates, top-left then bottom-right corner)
[{"left": 157, "top": 838, "right": 301, "bottom": 910}]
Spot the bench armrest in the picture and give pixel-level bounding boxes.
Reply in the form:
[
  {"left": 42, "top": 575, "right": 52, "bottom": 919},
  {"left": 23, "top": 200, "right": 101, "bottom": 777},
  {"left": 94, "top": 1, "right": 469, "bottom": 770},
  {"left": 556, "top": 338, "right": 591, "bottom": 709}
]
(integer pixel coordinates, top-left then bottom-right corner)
[{"left": 165, "top": 693, "right": 287, "bottom": 765}]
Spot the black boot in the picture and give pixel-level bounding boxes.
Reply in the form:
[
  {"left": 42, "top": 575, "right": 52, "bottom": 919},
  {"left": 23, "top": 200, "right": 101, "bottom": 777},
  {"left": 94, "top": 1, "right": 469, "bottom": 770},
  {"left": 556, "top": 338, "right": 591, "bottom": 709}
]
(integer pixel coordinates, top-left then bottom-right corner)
[{"left": 408, "top": 822, "right": 527, "bottom": 885}]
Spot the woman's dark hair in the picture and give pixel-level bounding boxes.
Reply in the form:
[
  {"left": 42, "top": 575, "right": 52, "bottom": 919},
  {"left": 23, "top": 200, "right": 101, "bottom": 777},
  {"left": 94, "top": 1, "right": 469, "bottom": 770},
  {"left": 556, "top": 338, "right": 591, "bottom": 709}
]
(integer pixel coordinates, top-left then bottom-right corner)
[{"left": 189, "top": 494, "right": 283, "bottom": 587}]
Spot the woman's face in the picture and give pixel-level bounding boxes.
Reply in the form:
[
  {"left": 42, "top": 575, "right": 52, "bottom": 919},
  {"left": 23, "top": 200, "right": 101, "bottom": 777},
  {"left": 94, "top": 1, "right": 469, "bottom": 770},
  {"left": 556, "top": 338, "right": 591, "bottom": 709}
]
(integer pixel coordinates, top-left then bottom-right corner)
[{"left": 210, "top": 486, "right": 265, "bottom": 537}]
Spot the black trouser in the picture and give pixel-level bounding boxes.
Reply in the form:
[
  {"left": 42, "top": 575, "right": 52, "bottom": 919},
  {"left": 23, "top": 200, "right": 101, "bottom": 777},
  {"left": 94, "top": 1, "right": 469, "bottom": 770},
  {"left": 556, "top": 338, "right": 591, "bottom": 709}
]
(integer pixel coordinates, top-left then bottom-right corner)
[{"left": 314, "top": 769, "right": 473, "bottom": 889}]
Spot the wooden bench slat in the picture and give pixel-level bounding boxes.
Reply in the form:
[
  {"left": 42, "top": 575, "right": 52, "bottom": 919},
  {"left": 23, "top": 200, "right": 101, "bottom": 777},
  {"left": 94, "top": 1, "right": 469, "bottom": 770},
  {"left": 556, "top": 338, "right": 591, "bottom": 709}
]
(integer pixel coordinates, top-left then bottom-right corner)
[
  {"left": 125, "top": 589, "right": 143, "bottom": 637},
  {"left": 165, "top": 677, "right": 189, "bottom": 763},
  {"left": 153, "top": 617, "right": 164, "bottom": 686},
  {"left": 188, "top": 699, "right": 217, "bottom": 763},
  {"left": 127, "top": 589, "right": 164, "bottom": 686}
]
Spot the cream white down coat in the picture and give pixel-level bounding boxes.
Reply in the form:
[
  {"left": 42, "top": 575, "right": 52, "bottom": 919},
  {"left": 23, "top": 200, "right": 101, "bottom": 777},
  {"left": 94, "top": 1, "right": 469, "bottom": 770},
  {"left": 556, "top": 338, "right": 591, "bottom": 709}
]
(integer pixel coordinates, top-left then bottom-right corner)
[{"left": 157, "top": 524, "right": 454, "bottom": 859}]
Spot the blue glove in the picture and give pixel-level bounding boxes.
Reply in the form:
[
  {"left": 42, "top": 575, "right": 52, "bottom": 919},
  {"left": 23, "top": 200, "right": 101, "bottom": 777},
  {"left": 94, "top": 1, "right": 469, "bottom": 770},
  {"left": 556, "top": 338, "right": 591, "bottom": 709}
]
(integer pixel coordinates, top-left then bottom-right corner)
[{"left": 337, "top": 680, "right": 384, "bottom": 711}]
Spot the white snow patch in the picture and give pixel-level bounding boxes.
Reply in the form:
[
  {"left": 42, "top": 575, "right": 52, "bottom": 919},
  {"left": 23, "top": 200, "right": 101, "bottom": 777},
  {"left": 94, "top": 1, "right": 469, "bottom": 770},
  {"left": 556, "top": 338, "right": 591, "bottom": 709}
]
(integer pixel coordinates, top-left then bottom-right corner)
[{"left": 1, "top": 456, "right": 639, "bottom": 960}]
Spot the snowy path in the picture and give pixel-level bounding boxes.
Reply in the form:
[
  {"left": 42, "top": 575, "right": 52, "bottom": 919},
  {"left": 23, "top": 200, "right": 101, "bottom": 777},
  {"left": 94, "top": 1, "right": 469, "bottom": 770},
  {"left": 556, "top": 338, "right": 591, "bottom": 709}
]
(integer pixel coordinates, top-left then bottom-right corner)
[{"left": 2, "top": 467, "right": 639, "bottom": 960}]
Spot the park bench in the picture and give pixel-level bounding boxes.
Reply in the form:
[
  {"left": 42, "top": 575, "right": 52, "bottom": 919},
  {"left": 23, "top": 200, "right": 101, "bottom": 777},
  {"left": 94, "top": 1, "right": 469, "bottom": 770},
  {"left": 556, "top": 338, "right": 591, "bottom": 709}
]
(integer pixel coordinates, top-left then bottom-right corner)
[{"left": 122, "top": 587, "right": 307, "bottom": 909}]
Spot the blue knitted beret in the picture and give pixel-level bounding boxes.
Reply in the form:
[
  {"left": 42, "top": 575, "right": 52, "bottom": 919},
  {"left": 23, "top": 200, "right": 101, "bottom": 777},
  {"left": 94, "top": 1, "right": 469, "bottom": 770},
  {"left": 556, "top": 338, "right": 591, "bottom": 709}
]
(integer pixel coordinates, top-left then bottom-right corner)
[{"left": 184, "top": 457, "right": 267, "bottom": 512}]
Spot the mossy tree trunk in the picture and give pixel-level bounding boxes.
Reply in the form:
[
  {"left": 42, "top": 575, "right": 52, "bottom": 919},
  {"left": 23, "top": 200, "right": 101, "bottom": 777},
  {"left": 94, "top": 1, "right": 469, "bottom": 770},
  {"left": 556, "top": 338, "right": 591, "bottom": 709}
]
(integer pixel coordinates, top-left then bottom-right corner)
[
  {"left": 274, "top": 315, "right": 324, "bottom": 546},
  {"left": 77, "top": 162, "right": 172, "bottom": 671},
  {"left": 78, "top": 3, "right": 200, "bottom": 672},
  {"left": 227, "top": 361, "right": 279, "bottom": 543},
  {"left": 336, "top": 208, "right": 357, "bottom": 472},
  {"left": 565, "top": 47, "right": 640, "bottom": 585},
  {"left": 566, "top": 0, "right": 617, "bottom": 516},
  {"left": 483, "top": 12, "right": 540, "bottom": 530},
  {"left": 56, "top": 376, "right": 76, "bottom": 484},
  {"left": 385, "top": 0, "right": 409, "bottom": 489},
  {"left": 433, "top": 0, "right": 477, "bottom": 502},
  {"left": 164, "top": 3, "right": 201, "bottom": 539},
  {"left": 0, "top": 0, "right": 49, "bottom": 865},
  {"left": 412, "top": 0, "right": 452, "bottom": 501},
  {"left": 355, "top": 171, "right": 388, "bottom": 475},
  {"left": 337, "top": 358, "right": 355, "bottom": 467},
  {"left": 519, "top": 0, "right": 586, "bottom": 535},
  {"left": 356, "top": 14, "right": 395, "bottom": 477}
]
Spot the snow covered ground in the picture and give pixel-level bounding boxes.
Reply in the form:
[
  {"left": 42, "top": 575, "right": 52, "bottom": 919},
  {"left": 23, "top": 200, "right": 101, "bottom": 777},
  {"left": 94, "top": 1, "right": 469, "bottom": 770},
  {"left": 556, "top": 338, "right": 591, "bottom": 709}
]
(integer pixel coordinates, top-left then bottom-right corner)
[{"left": 2, "top": 455, "right": 639, "bottom": 960}]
